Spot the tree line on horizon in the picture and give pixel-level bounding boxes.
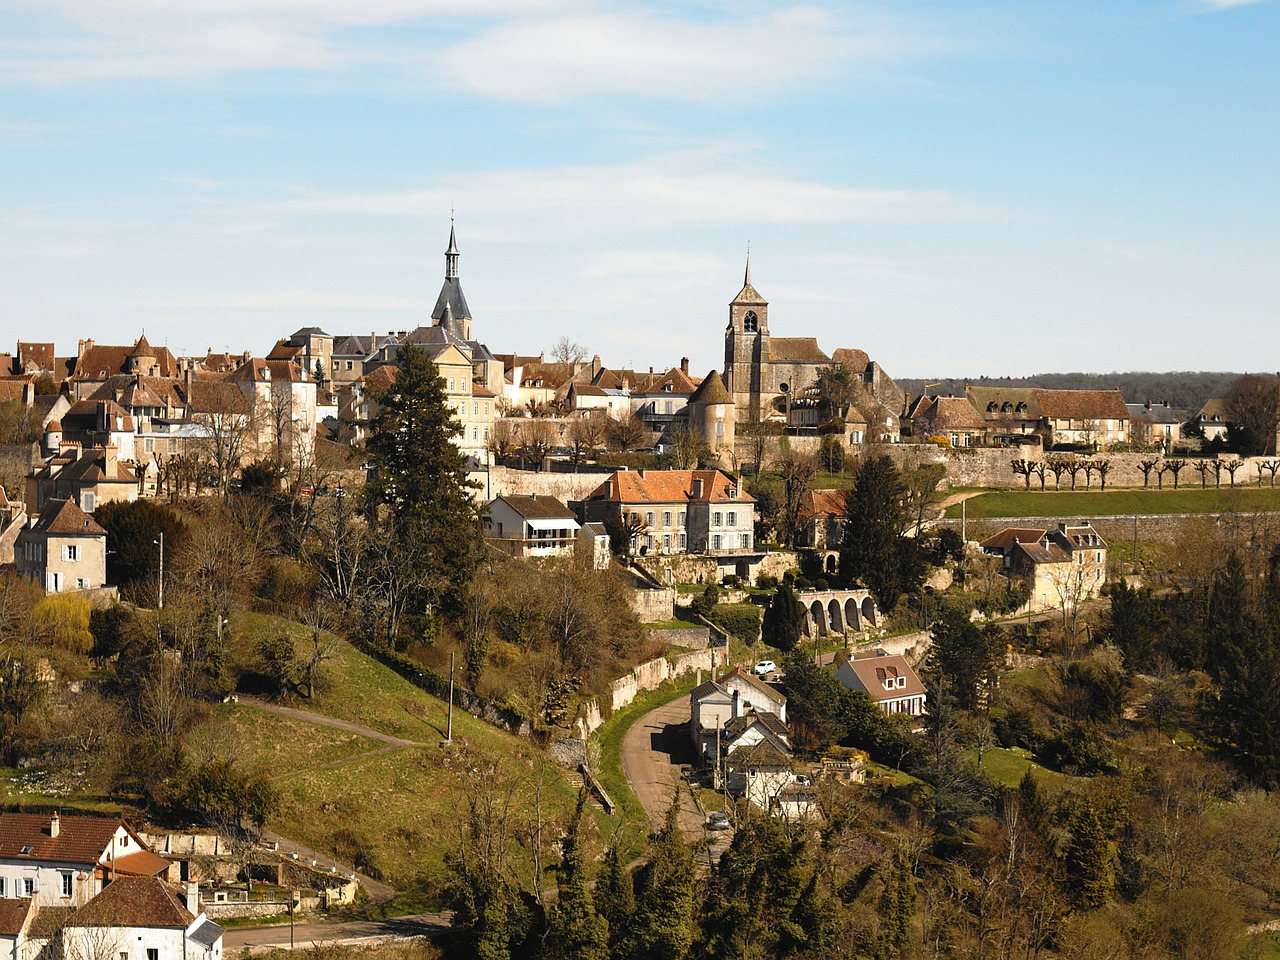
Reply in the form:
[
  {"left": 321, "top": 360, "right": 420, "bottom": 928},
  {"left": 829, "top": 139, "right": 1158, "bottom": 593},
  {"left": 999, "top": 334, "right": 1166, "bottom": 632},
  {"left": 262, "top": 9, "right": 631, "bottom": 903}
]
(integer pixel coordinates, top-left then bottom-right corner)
[{"left": 898, "top": 371, "right": 1248, "bottom": 413}]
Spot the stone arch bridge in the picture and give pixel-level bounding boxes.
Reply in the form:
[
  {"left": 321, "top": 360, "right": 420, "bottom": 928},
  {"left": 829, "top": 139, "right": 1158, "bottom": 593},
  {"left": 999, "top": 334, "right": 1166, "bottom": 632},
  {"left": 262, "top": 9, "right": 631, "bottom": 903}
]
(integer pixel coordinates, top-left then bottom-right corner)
[{"left": 797, "top": 589, "right": 880, "bottom": 637}]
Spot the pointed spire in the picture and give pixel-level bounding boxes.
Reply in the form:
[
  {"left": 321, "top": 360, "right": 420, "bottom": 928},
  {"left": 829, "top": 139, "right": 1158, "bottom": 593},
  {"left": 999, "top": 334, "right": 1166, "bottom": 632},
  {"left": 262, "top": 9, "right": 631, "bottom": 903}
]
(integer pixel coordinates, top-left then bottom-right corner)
[
  {"left": 445, "top": 219, "right": 460, "bottom": 279},
  {"left": 744, "top": 244, "right": 751, "bottom": 287}
]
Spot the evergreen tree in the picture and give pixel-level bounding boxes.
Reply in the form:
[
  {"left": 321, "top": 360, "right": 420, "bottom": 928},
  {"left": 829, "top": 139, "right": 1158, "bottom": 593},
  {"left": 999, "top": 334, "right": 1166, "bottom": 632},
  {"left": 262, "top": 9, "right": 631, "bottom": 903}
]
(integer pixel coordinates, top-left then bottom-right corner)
[
  {"left": 875, "top": 853, "right": 916, "bottom": 960},
  {"left": 1062, "top": 802, "right": 1114, "bottom": 910},
  {"left": 1103, "top": 579, "right": 1156, "bottom": 671},
  {"left": 762, "top": 582, "right": 805, "bottom": 652},
  {"left": 594, "top": 842, "right": 634, "bottom": 957},
  {"left": 363, "top": 343, "right": 480, "bottom": 643},
  {"left": 922, "top": 603, "right": 1003, "bottom": 711},
  {"left": 542, "top": 792, "right": 607, "bottom": 960},
  {"left": 839, "top": 456, "right": 924, "bottom": 612},
  {"left": 624, "top": 800, "right": 696, "bottom": 960}
]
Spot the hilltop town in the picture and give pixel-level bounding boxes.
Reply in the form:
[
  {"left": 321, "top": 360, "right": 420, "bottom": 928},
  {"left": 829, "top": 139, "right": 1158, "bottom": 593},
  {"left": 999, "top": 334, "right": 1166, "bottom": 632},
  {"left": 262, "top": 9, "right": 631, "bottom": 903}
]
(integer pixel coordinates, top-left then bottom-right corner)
[{"left": 1, "top": 226, "right": 1279, "bottom": 960}]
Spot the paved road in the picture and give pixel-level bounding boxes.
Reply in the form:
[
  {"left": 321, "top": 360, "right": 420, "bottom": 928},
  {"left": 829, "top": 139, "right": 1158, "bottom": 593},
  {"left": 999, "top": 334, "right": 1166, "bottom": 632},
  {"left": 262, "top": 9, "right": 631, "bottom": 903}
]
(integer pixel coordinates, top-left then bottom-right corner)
[
  {"left": 224, "top": 913, "right": 451, "bottom": 953},
  {"left": 620, "top": 697, "right": 733, "bottom": 861}
]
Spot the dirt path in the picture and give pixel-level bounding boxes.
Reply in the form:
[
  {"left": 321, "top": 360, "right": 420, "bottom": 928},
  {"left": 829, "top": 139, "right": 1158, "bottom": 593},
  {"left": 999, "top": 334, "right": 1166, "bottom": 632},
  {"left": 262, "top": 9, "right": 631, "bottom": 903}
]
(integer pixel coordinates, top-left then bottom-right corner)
[
  {"left": 939, "top": 490, "right": 987, "bottom": 510},
  {"left": 620, "top": 697, "right": 733, "bottom": 861},
  {"left": 235, "top": 696, "right": 421, "bottom": 747},
  {"left": 233, "top": 697, "right": 417, "bottom": 902}
]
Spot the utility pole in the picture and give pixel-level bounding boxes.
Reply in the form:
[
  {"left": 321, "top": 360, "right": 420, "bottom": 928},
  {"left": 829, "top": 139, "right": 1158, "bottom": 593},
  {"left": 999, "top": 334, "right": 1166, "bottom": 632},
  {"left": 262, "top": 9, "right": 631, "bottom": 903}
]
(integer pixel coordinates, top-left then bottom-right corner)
[
  {"left": 154, "top": 532, "right": 164, "bottom": 610},
  {"left": 1132, "top": 513, "right": 1139, "bottom": 572},
  {"left": 961, "top": 498, "right": 967, "bottom": 544},
  {"left": 442, "top": 652, "right": 455, "bottom": 746}
]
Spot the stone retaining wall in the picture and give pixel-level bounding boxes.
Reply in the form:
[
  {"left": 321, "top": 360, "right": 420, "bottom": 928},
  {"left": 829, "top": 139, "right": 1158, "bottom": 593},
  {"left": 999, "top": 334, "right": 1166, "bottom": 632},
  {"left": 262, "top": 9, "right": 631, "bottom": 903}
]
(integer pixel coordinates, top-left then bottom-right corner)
[
  {"left": 571, "top": 647, "right": 723, "bottom": 739},
  {"left": 940, "top": 510, "right": 1280, "bottom": 546}
]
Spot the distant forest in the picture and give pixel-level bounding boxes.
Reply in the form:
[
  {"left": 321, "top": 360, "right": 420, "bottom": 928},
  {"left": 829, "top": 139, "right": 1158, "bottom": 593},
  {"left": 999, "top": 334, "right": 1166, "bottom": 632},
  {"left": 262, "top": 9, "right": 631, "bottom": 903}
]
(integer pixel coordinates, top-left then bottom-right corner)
[{"left": 897, "top": 371, "right": 1248, "bottom": 414}]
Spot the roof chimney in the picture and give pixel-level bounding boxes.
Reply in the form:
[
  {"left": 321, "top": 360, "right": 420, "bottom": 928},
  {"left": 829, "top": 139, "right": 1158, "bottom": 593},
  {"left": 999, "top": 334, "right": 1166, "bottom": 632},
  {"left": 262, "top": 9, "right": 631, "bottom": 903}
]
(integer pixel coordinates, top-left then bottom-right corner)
[
  {"left": 50, "top": 812, "right": 60, "bottom": 838},
  {"left": 186, "top": 881, "right": 199, "bottom": 917},
  {"left": 680, "top": 357, "right": 689, "bottom": 375},
  {"left": 691, "top": 477, "right": 704, "bottom": 499}
]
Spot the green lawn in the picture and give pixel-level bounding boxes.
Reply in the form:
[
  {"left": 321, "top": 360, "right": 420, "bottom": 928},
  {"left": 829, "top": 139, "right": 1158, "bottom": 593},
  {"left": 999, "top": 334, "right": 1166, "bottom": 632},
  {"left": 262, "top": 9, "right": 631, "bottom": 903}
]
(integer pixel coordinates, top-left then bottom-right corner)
[
  {"left": 968, "top": 746, "right": 1063, "bottom": 788},
  {"left": 946, "top": 487, "right": 1280, "bottom": 519}
]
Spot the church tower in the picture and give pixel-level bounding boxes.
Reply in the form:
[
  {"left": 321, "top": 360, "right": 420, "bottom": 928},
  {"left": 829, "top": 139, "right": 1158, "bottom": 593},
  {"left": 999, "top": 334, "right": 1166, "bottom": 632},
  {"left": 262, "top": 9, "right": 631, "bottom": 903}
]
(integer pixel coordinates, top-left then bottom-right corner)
[
  {"left": 723, "top": 254, "right": 769, "bottom": 420},
  {"left": 432, "top": 221, "right": 473, "bottom": 340}
]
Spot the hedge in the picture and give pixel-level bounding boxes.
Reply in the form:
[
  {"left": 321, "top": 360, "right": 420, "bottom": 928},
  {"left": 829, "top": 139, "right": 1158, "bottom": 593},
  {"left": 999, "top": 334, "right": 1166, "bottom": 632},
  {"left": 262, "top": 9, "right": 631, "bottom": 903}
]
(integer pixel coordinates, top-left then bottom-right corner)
[{"left": 706, "top": 603, "right": 762, "bottom": 644}]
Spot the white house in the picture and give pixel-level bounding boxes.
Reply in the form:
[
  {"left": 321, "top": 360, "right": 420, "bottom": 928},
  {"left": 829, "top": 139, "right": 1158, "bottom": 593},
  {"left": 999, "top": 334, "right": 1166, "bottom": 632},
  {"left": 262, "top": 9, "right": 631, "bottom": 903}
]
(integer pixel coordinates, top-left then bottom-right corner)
[
  {"left": 836, "top": 653, "right": 927, "bottom": 717},
  {"left": 0, "top": 813, "right": 170, "bottom": 907},
  {"left": 56, "top": 876, "right": 223, "bottom": 960},
  {"left": 481, "top": 495, "right": 581, "bottom": 561},
  {"left": 690, "top": 667, "right": 788, "bottom": 764}
]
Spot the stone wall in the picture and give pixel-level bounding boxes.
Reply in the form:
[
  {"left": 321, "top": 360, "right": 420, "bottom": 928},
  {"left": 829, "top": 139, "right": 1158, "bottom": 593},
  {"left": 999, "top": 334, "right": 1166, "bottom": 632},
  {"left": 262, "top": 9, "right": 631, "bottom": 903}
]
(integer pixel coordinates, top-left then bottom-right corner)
[
  {"left": 849, "top": 630, "right": 932, "bottom": 665},
  {"left": 940, "top": 510, "right": 1280, "bottom": 547},
  {"left": 647, "top": 626, "right": 712, "bottom": 648},
  {"left": 484, "top": 465, "right": 609, "bottom": 503},
  {"left": 629, "top": 587, "right": 676, "bottom": 622},
  {"left": 571, "top": 647, "right": 723, "bottom": 739}
]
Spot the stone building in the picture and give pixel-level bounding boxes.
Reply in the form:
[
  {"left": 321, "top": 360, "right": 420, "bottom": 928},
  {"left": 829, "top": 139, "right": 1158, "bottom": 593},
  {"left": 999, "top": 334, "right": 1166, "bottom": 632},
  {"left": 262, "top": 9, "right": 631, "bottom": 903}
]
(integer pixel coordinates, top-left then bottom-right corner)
[
  {"left": 722, "top": 258, "right": 903, "bottom": 429},
  {"left": 14, "top": 498, "right": 107, "bottom": 593}
]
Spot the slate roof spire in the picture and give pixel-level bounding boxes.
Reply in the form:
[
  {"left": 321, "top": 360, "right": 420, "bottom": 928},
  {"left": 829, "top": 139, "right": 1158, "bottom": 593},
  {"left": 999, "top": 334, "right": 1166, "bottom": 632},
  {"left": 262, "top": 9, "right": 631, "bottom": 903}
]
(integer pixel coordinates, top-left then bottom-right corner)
[
  {"left": 432, "top": 220, "right": 472, "bottom": 327},
  {"left": 445, "top": 220, "right": 460, "bottom": 279}
]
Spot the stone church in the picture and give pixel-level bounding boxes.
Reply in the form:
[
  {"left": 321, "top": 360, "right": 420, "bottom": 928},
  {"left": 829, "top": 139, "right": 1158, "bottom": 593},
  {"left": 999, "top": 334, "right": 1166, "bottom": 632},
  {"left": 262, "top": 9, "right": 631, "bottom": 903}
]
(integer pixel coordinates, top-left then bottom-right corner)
[{"left": 722, "top": 258, "right": 903, "bottom": 428}]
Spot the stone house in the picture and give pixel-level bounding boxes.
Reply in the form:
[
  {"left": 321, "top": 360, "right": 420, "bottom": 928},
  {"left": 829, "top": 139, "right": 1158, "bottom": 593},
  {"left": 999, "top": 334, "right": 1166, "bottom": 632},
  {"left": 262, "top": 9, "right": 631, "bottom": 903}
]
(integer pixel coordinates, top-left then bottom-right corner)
[
  {"left": 1126, "top": 400, "right": 1183, "bottom": 448},
  {"left": 575, "top": 468, "right": 758, "bottom": 577},
  {"left": 906, "top": 395, "right": 988, "bottom": 447},
  {"left": 14, "top": 500, "right": 107, "bottom": 594},
  {"left": 836, "top": 653, "right": 927, "bottom": 717},
  {"left": 1192, "top": 399, "right": 1230, "bottom": 442},
  {"left": 690, "top": 667, "right": 788, "bottom": 763},
  {"left": 796, "top": 488, "right": 851, "bottom": 549},
  {"left": 26, "top": 444, "right": 138, "bottom": 514},
  {"left": 980, "top": 520, "right": 1108, "bottom": 612}
]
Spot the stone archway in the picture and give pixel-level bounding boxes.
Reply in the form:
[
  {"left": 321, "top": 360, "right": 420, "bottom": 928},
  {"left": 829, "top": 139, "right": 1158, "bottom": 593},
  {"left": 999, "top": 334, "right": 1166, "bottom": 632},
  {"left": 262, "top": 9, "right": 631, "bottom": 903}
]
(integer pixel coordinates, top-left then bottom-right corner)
[
  {"left": 861, "top": 596, "right": 877, "bottom": 627},
  {"left": 810, "top": 600, "right": 828, "bottom": 635},
  {"left": 844, "top": 597, "right": 862, "bottom": 632},
  {"left": 827, "top": 598, "right": 845, "bottom": 634}
]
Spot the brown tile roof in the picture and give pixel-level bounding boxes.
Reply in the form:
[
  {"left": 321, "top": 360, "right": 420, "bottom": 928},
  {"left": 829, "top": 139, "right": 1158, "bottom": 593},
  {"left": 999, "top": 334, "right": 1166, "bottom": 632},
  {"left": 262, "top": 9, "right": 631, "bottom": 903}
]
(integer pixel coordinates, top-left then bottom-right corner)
[
  {"left": 918, "top": 396, "right": 988, "bottom": 431},
  {"left": 583, "top": 469, "right": 754, "bottom": 505},
  {"left": 75, "top": 340, "right": 178, "bottom": 381},
  {"left": 185, "top": 380, "right": 248, "bottom": 415},
  {"left": 493, "top": 495, "right": 576, "bottom": 521},
  {"left": 31, "top": 499, "right": 107, "bottom": 537},
  {"left": 1035, "top": 388, "right": 1128, "bottom": 421},
  {"left": 634, "top": 368, "right": 698, "bottom": 396},
  {"left": 980, "top": 527, "right": 1048, "bottom": 551},
  {"left": 0, "top": 898, "right": 34, "bottom": 937},
  {"left": 362, "top": 365, "right": 398, "bottom": 392},
  {"left": 965, "top": 386, "right": 1042, "bottom": 419},
  {"left": 804, "top": 489, "right": 850, "bottom": 519},
  {"left": 687, "top": 370, "right": 731, "bottom": 405},
  {"left": 0, "top": 814, "right": 123, "bottom": 865},
  {"left": 832, "top": 347, "right": 870, "bottom": 372},
  {"left": 27, "top": 906, "right": 73, "bottom": 939},
  {"left": 0, "top": 382, "right": 27, "bottom": 404},
  {"left": 66, "top": 876, "right": 193, "bottom": 929},
  {"left": 842, "top": 655, "right": 926, "bottom": 703},
  {"left": 472, "top": 384, "right": 496, "bottom": 398},
  {"left": 769, "top": 338, "right": 829, "bottom": 363},
  {"left": 110, "top": 850, "right": 173, "bottom": 878},
  {"left": 17, "top": 343, "right": 56, "bottom": 372}
]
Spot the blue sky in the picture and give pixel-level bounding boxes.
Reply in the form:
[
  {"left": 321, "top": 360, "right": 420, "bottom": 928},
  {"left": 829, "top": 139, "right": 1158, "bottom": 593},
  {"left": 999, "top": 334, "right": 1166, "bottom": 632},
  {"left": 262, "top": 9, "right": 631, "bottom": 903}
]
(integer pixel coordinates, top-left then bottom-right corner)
[{"left": 1, "top": 0, "right": 1276, "bottom": 379}]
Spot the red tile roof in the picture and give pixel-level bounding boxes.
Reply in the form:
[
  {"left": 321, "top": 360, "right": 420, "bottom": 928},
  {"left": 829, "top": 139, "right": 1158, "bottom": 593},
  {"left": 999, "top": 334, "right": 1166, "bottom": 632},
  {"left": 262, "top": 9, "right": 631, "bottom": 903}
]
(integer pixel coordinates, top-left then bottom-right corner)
[
  {"left": 583, "top": 469, "right": 754, "bottom": 505},
  {"left": 110, "top": 850, "right": 173, "bottom": 878},
  {"left": 840, "top": 655, "right": 926, "bottom": 703},
  {"left": 0, "top": 814, "right": 124, "bottom": 865},
  {"left": 0, "top": 898, "right": 34, "bottom": 937},
  {"left": 1035, "top": 388, "right": 1128, "bottom": 421},
  {"left": 804, "top": 489, "right": 850, "bottom": 519},
  {"left": 32, "top": 499, "right": 107, "bottom": 537}
]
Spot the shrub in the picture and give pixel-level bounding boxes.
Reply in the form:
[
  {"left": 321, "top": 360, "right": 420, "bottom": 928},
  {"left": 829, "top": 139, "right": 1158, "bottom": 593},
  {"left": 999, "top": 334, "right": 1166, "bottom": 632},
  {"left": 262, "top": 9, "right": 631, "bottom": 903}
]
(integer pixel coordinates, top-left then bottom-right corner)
[
  {"left": 29, "top": 593, "right": 93, "bottom": 653},
  {"left": 706, "top": 603, "right": 762, "bottom": 643},
  {"left": 755, "top": 573, "right": 779, "bottom": 590}
]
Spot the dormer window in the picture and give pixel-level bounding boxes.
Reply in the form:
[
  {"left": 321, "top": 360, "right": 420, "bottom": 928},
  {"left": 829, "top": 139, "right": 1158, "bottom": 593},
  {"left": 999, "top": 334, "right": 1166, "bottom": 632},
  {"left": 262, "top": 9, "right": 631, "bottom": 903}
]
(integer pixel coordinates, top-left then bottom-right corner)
[
  {"left": 986, "top": 402, "right": 998, "bottom": 412},
  {"left": 20, "top": 845, "right": 32, "bottom": 855}
]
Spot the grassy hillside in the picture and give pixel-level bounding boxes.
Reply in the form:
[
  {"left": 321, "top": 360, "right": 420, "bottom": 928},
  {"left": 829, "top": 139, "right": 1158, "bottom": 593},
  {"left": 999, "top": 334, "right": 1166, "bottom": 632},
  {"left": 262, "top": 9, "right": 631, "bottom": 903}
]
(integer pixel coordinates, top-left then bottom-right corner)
[
  {"left": 946, "top": 487, "right": 1280, "bottom": 519},
  {"left": 196, "top": 613, "right": 593, "bottom": 896}
]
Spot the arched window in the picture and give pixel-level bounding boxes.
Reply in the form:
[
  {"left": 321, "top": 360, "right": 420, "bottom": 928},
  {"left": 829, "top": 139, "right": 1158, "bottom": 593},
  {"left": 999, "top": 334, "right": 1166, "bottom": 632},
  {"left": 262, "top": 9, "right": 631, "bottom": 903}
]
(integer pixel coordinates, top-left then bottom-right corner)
[{"left": 743, "top": 310, "right": 758, "bottom": 333}]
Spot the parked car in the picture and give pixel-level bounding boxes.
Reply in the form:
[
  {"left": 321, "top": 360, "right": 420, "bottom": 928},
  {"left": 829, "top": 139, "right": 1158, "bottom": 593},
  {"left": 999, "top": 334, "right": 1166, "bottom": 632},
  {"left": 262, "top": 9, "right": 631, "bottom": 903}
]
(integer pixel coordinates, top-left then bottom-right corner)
[
  {"left": 753, "top": 660, "right": 777, "bottom": 677},
  {"left": 706, "top": 812, "right": 731, "bottom": 831}
]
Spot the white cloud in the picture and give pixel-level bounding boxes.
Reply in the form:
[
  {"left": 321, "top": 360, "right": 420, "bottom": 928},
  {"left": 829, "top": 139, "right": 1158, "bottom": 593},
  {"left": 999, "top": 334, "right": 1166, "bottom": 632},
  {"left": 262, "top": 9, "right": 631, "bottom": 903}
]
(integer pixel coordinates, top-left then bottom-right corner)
[
  {"left": 253, "top": 150, "right": 1006, "bottom": 228},
  {"left": 434, "top": 7, "right": 873, "bottom": 102}
]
